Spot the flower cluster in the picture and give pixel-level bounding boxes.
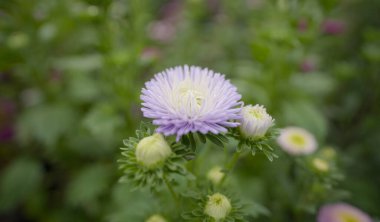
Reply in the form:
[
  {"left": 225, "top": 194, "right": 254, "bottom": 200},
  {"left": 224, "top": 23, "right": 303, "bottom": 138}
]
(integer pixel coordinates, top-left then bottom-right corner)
[{"left": 118, "top": 65, "right": 293, "bottom": 220}]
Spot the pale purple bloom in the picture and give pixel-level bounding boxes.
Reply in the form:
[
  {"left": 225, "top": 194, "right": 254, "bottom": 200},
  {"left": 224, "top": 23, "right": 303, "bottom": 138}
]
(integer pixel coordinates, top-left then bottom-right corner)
[
  {"left": 141, "top": 65, "right": 242, "bottom": 140},
  {"left": 318, "top": 203, "right": 372, "bottom": 222}
]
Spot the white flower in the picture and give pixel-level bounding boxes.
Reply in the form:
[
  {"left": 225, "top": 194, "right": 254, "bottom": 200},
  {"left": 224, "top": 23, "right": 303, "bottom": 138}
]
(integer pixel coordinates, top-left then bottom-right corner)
[
  {"left": 312, "top": 158, "right": 329, "bottom": 172},
  {"left": 207, "top": 166, "right": 225, "bottom": 185},
  {"left": 239, "top": 104, "right": 274, "bottom": 139},
  {"left": 146, "top": 214, "right": 167, "bottom": 222},
  {"left": 277, "top": 127, "right": 317, "bottom": 155},
  {"left": 135, "top": 133, "right": 172, "bottom": 168},
  {"left": 204, "top": 193, "right": 232, "bottom": 221}
]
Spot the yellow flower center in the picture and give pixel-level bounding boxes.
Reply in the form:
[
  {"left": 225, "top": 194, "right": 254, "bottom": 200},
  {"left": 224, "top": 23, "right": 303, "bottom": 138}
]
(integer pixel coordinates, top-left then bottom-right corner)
[
  {"left": 340, "top": 212, "right": 360, "bottom": 222},
  {"left": 246, "top": 107, "right": 265, "bottom": 119},
  {"left": 289, "top": 133, "right": 306, "bottom": 147},
  {"left": 177, "top": 80, "right": 205, "bottom": 110}
]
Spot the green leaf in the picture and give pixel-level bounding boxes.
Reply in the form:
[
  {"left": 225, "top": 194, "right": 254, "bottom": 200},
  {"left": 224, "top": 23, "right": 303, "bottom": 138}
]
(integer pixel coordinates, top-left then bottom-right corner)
[
  {"left": 206, "top": 134, "right": 224, "bottom": 147},
  {"left": 66, "top": 164, "right": 111, "bottom": 207},
  {"left": 82, "top": 103, "right": 123, "bottom": 145},
  {"left": 17, "top": 104, "right": 76, "bottom": 148},
  {"left": 197, "top": 133, "right": 206, "bottom": 143},
  {"left": 0, "top": 158, "right": 42, "bottom": 211}
]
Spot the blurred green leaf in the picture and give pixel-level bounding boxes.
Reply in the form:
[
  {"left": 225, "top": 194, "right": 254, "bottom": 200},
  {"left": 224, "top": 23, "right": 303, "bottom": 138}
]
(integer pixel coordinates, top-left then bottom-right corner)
[
  {"left": 82, "top": 103, "right": 123, "bottom": 145},
  {"left": 17, "top": 104, "right": 77, "bottom": 148},
  {"left": 54, "top": 54, "right": 102, "bottom": 71},
  {"left": 282, "top": 101, "right": 327, "bottom": 141},
  {"left": 66, "top": 164, "right": 111, "bottom": 207},
  {"left": 0, "top": 158, "right": 43, "bottom": 211}
]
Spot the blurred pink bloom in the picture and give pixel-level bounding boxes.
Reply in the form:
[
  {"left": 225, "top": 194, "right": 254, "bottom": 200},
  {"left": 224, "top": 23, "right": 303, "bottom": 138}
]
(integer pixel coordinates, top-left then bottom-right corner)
[
  {"left": 298, "top": 18, "right": 308, "bottom": 32},
  {"left": 148, "top": 0, "right": 183, "bottom": 43},
  {"left": 0, "top": 99, "right": 16, "bottom": 116},
  {"left": 0, "top": 125, "right": 14, "bottom": 141},
  {"left": 300, "top": 59, "right": 316, "bottom": 73},
  {"left": 140, "top": 47, "right": 161, "bottom": 62},
  {"left": 322, "top": 19, "right": 346, "bottom": 35},
  {"left": 148, "top": 21, "right": 176, "bottom": 43},
  {"left": 50, "top": 69, "right": 62, "bottom": 82},
  {"left": 318, "top": 203, "right": 372, "bottom": 222}
]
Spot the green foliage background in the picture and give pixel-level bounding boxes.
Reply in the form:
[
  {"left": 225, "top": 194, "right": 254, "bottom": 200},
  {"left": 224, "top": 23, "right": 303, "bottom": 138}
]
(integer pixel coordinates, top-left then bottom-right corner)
[{"left": 0, "top": 0, "right": 379, "bottom": 221}]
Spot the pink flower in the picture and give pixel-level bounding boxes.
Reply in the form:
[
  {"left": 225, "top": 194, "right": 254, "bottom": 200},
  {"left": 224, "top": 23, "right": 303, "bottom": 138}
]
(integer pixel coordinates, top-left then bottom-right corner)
[
  {"left": 298, "top": 18, "right": 308, "bottom": 32},
  {"left": 322, "top": 19, "right": 346, "bottom": 35},
  {"left": 318, "top": 203, "right": 372, "bottom": 222},
  {"left": 300, "top": 59, "right": 316, "bottom": 73}
]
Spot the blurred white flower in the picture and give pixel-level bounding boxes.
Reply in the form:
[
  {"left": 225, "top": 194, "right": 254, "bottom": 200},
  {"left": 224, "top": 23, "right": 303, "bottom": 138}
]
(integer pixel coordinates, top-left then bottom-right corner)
[
  {"left": 135, "top": 133, "right": 172, "bottom": 168},
  {"left": 239, "top": 104, "right": 274, "bottom": 139},
  {"left": 312, "top": 158, "right": 329, "bottom": 172},
  {"left": 204, "top": 193, "right": 232, "bottom": 221},
  {"left": 207, "top": 166, "right": 225, "bottom": 185},
  {"left": 146, "top": 214, "right": 167, "bottom": 222},
  {"left": 277, "top": 127, "right": 317, "bottom": 155}
]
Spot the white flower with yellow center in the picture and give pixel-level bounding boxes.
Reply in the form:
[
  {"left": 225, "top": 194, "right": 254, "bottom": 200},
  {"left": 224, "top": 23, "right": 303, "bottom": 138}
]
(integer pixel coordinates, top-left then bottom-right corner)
[
  {"left": 135, "top": 133, "right": 172, "bottom": 169},
  {"left": 277, "top": 127, "right": 317, "bottom": 155},
  {"left": 312, "top": 158, "right": 329, "bottom": 172},
  {"left": 207, "top": 166, "right": 225, "bottom": 185},
  {"left": 239, "top": 104, "right": 274, "bottom": 139},
  {"left": 146, "top": 214, "right": 167, "bottom": 222},
  {"left": 204, "top": 193, "right": 232, "bottom": 221}
]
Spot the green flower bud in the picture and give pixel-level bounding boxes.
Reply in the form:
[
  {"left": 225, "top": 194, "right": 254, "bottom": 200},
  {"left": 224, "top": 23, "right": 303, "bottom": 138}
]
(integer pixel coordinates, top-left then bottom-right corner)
[
  {"left": 204, "top": 193, "right": 232, "bottom": 221},
  {"left": 312, "top": 158, "right": 329, "bottom": 172},
  {"left": 146, "top": 214, "right": 167, "bottom": 222},
  {"left": 207, "top": 166, "right": 225, "bottom": 185},
  {"left": 135, "top": 133, "right": 172, "bottom": 169}
]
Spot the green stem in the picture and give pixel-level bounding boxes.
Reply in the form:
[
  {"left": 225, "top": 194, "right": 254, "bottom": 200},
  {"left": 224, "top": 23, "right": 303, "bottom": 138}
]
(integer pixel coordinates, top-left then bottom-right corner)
[
  {"left": 163, "top": 175, "right": 178, "bottom": 203},
  {"left": 227, "top": 151, "right": 241, "bottom": 172},
  {"left": 220, "top": 151, "right": 242, "bottom": 185}
]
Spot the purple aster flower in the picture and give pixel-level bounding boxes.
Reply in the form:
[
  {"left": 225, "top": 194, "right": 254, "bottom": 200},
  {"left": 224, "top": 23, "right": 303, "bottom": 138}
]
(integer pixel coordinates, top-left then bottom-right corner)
[
  {"left": 141, "top": 65, "right": 242, "bottom": 140},
  {"left": 318, "top": 203, "right": 372, "bottom": 222}
]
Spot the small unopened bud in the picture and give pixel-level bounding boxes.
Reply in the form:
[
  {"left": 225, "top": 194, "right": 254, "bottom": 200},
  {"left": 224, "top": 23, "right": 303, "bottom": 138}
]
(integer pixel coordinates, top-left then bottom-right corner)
[
  {"left": 207, "top": 166, "right": 225, "bottom": 185},
  {"left": 312, "top": 158, "right": 329, "bottom": 172},
  {"left": 146, "top": 214, "right": 167, "bottom": 222},
  {"left": 135, "top": 133, "right": 172, "bottom": 169},
  {"left": 239, "top": 105, "right": 274, "bottom": 139},
  {"left": 321, "top": 147, "right": 336, "bottom": 160},
  {"left": 204, "top": 193, "right": 232, "bottom": 221}
]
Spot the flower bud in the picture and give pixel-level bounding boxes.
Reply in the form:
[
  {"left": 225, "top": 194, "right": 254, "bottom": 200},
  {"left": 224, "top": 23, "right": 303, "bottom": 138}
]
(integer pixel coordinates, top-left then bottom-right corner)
[
  {"left": 239, "top": 105, "right": 274, "bottom": 139},
  {"left": 321, "top": 147, "right": 336, "bottom": 160},
  {"left": 312, "top": 158, "right": 329, "bottom": 172},
  {"left": 207, "top": 166, "right": 225, "bottom": 185},
  {"left": 146, "top": 214, "right": 167, "bottom": 222},
  {"left": 135, "top": 133, "right": 172, "bottom": 169},
  {"left": 204, "top": 193, "right": 232, "bottom": 220}
]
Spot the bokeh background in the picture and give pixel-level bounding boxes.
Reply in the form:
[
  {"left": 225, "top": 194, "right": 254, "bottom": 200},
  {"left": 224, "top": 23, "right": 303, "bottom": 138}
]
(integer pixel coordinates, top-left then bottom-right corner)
[{"left": 0, "top": 0, "right": 379, "bottom": 221}]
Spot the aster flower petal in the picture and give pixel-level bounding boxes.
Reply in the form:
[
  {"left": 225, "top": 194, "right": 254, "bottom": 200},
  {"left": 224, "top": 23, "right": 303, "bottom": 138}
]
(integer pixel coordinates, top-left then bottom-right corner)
[{"left": 141, "top": 65, "right": 242, "bottom": 140}]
